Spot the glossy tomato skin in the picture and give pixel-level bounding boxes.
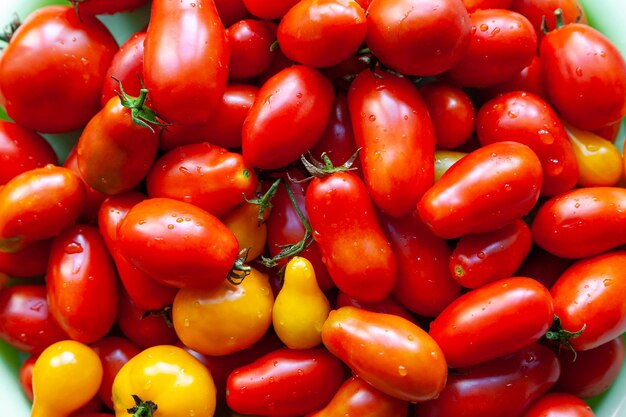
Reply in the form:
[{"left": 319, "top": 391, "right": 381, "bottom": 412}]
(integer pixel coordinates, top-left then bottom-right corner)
[
  {"left": 90, "top": 336, "right": 141, "bottom": 410},
  {"left": 159, "top": 84, "right": 258, "bottom": 151},
  {"left": 118, "top": 198, "right": 239, "bottom": 288},
  {"left": 277, "top": 0, "right": 367, "bottom": 68},
  {"left": 514, "top": 246, "right": 573, "bottom": 290},
  {"left": 414, "top": 344, "right": 561, "bottom": 417},
  {"left": 226, "top": 347, "right": 346, "bottom": 417},
  {"left": 72, "top": 0, "right": 148, "bottom": 15},
  {"left": 481, "top": 55, "right": 547, "bottom": 101},
  {"left": 322, "top": 306, "right": 447, "bottom": 402},
  {"left": 0, "top": 239, "right": 51, "bottom": 278},
  {"left": 98, "top": 192, "right": 177, "bottom": 311},
  {"left": 521, "top": 393, "right": 594, "bottom": 417},
  {"left": 511, "top": 0, "right": 586, "bottom": 42},
  {"left": 227, "top": 19, "right": 276, "bottom": 80},
  {"left": 46, "top": 225, "right": 118, "bottom": 343},
  {"left": 76, "top": 95, "right": 160, "bottom": 196},
  {"left": 18, "top": 355, "right": 37, "bottom": 402},
  {"left": 461, "top": 0, "right": 512, "bottom": 11},
  {"left": 477, "top": 91, "right": 578, "bottom": 196},
  {"left": 450, "top": 219, "right": 532, "bottom": 289},
  {"left": 551, "top": 251, "right": 626, "bottom": 351},
  {"left": 366, "top": 0, "right": 471, "bottom": 76},
  {"left": 445, "top": 9, "right": 537, "bottom": 88},
  {"left": 0, "top": 6, "right": 118, "bottom": 133},
  {"left": 380, "top": 211, "right": 461, "bottom": 317},
  {"left": 63, "top": 148, "right": 108, "bottom": 225},
  {"left": 306, "top": 171, "right": 397, "bottom": 302},
  {"left": 0, "top": 121, "right": 57, "bottom": 185},
  {"left": 429, "top": 277, "right": 554, "bottom": 368},
  {"left": 555, "top": 336, "right": 625, "bottom": 399},
  {"left": 306, "top": 376, "right": 408, "bottom": 417},
  {"left": 214, "top": 0, "right": 250, "bottom": 26},
  {"left": 146, "top": 143, "right": 258, "bottom": 217},
  {"left": 418, "top": 141, "right": 543, "bottom": 239},
  {"left": 348, "top": 69, "right": 436, "bottom": 217},
  {"left": 0, "top": 165, "right": 85, "bottom": 253},
  {"left": 335, "top": 291, "right": 416, "bottom": 323},
  {"left": 0, "top": 285, "right": 67, "bottom": 354},
  {"left": 101, "top": 32, "right": 146, "bottom": 106},
  {"left": 242, "top": 65, "right": 334, "bottom": 169},
  {"left": 540, "top": 22, "right": 626, "bottom": 131},
  {"left": 144, "top": 0, "right": 229, "bottom": 124},
  {"left": 532, "top": 187, "right": 626, "bottom": 258},
  {"left": 242, "top": 0, "right": 299, "bottom": 19}
]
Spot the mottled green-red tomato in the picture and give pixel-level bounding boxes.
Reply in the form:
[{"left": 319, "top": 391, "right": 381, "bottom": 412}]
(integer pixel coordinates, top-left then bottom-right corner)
[
  {"left": 117, "top": 198, "right": 240, "bottom": 288},
  {"left": 322, "top": 306, "right": 448, "bottom": 402},
  {"left": 418, "top": 141, "right": 543, "bottom": 239}
]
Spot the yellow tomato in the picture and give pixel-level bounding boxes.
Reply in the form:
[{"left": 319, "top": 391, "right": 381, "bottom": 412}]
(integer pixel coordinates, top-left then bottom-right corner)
[
  {"left": 565, "top": 122, "right": 623, "bottom": 187},
  {"left": 222, "top": 202, "right": 267, "bottom": 261},
  {"left": 112, "top": 345, "right": 216, "bottom": 417},
  {"left": 31, "top": 340, "right": 103, "bottom": 417},
  {"left": 172, "top": 267, "right": 274, "bottom": 355},
  {"left": 434, "top": 150, "right": 466, "bottom": 181},
  {"left": 272, "top": 256, "right": 331, "bottom": 349}
]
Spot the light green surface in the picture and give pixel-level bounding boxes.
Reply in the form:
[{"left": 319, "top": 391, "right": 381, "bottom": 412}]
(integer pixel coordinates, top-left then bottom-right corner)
[{"left": 0, "top": 0, "right": 625, "bottom": 416}]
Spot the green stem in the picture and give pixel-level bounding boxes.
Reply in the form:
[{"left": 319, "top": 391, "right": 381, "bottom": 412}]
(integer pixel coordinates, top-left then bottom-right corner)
[
  {"left": 245, "top": 178, "right": 281, "bottom": 225},
  {"left": 0, "top": 14, "right": 20, "bottom": 43},
  {"left": 112, "top": 76, "right": 168, "bottom": 132},
  {"left": 544, "top": 314, "right": 586, "bottom": 360},
  {"left": 227, "top": 248, "right": 252, "bottom": 285},
  {"left": 127, "top": 395, "right": 158, "bottom": 417}
]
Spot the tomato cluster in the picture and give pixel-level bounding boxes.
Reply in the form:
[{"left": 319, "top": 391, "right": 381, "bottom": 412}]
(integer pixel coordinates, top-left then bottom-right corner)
[{"left": 0, "top": 0, "right": 625, "bottom": 416}]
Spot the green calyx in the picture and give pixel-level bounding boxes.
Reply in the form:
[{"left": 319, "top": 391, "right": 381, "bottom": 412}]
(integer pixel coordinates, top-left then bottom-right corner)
[
  {"left": 112, "top": 77, "right": 168, "bottom": 133},
  {"left": 0, "top": 14, "right": 20, "bottom": 44},
  {"left": 127, "top": 394, "right": 158, "bottom": 417},
  {"left": 544, "top": 314, "right": 586, "bottom": 360}
]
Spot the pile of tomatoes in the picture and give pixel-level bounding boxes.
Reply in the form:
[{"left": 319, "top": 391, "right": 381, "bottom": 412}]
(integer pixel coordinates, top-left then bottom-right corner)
[{"left": 1, "top": 0, "right": 626, "bottom": 416}]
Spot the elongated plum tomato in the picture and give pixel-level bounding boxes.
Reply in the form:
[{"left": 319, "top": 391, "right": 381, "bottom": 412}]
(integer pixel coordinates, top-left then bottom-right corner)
[
  {"left": 101, "top": 32, "right": 146, "bottom": 106},
  {"left": 242, "top": 65, "right": 334, "bottom": 169},
  {"left": 366, "top": 0, "right": 471, "bottom": 76},
  {"left": 418, "top": 141, "right": 543, "bottom": 239},
  {"left": 306, "top": 171, "right": 397, "bottom": 302},
  {"left": 0, "top": 5, "right": 118, "bottom": 133},
  {"left": 322, "top": 306, "right": 447, "bottom": 402},
  {"left": 0, "top": 165, "right": 85, "bottom": 253},
  {"left": 277, "top": 0, "right": 367, "bottom": 68},
  {"left": 429, "top": 277, "right": 554, "bottom": 368},
  {"left": 550, "top": 251, "right": 626, "bottom": 351},
  {"left": 144, "top": 0, "right": 229, "bottom": 124},
  {"left": 348, "top": 69, "right": 436, "bottom": 217},
  {"left": 532, "top": 187, "right": 626, "bottom": 259},
  {"left": 117, "top": 198, "right": 240, "bottom": 288}
]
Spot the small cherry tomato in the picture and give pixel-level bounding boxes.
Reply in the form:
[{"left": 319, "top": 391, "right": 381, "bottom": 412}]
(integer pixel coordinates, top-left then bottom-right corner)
[{"left": 227, "top": 19, "right": 276, "bottom": 80}]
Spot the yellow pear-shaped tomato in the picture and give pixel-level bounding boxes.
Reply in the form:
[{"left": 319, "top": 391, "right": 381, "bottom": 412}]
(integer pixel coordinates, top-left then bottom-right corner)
[
  {"left": 172, "top": 267, "right": 274, "bottom": 355},
  {"left": 31, "top": 340, "right": 103, "bottom": 417},
  {"left": 222, "top": 201, "right": 268, "bottom": 262},
  {"left": 112, "top": 345, "right": 216, "bottom": 417},
  {"left": 273, "top": 256, "right": 331, "bottom": 349}
]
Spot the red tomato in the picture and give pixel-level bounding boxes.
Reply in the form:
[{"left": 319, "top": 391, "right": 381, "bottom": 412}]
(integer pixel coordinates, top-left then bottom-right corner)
[
  {"left": 214, "top": 0, "right": 250, "bottom": 26},
  {"left": 242, "top": 65, "right": 334, "bottom": 169},
  {"left": 306, "top": 376, "right": 408, "bottom": 417},
  {"left": 0, "top": 285, "right": 67, "bottom": 354},
  {"left": 0, "top": 165, "right": 85, "bottom": 253},
  {"left": 366, "top": 0, "right": 471, "bottom": 76},
  {"left": 418, "top": 141, "right": 543, "bottom": 239},
  {"left": 277, "top": 0, "right": 367, "bottom": 68},
  {"left": 450, "top": 219, "right": 532, "bottom": 289},
  {"left": 348, "top": 69, "right": 436, "bottom": 217},
  {"left": 144, "top": 0, "right": 229, "bottom": 124},
  {"left": 306, "top": 171, "right": 397, "bottom": 302},
  {"left": 461, "top": 0, "right": 512, "bottom": 11},
  {"left": 242, "top": 0, "right": 299, "bottom": 19},
  {"left": 226, "top": 347, "right": 346, "bottom": 417},
  {"left": 540, "top": 17, "right": 626, "bottom": 131},
  {"left": 481, "top": 55, "right": 547, "bottom": 101},
  {"left": 118, "top": 198, "right": 241, "bottom": 288},
  {"left": 0, "top": 121, "right": 57, "bottom": 185},
  {"left": 46, "top": 225, "right": 118, "bottom": 343},
  {"left": 77, "top": 91, "right": 160, "bottom": 196},
  {"left": 19, "top": 355, "right": 37, "bottom": 402},
  {"left": 511, "top": 0, "right": 587, "bottom": 42},
  {"left": 71, "top": 0, "right": 148, "bottom": 15},
  {"left": 380, "top": 211, "right": 461, "bottom": 317},
  {"left": 101, "top": 32, "right": 146, "bottom": 106},
  {"left": 445, "top": 9, "right": 537, "bottom": 87},
  {"left": 521, "top": 393, "right": 594, "bottom": 417},
  {"left": 550, "top": 251, "right": 626, "bottom": 351},
  {"left": 414, "top": 344, "right": 561, "bottom": 417},
  {"left": 531, "top": 187, "right": 626, "bottom": 258},
  {"left": 555, "top": 336, "right": 625, "bottom": 399},
  {"left": 419, "top": 82, "right": 476, "bottom": 150},
  {"left": 0, "top": 239, "right": 51, "bottom": 278},
  {"left": 335, "top": 291, "right": 416, "bottom": 323},
  {"left": 98, "top": 192, "right": 177, "bottom": 311},
  {"left": 322, "top": 306, "right": 447, "bottom": 402},
  {"left": 429, "top": 277, "right": 554, "bottom": 368},
  {"left": 514, "top": 246, "right": 573, "bottom": 289},
  {"left": 159, "top": 84, "right": 258, "bottom": 151},
  {"left": 63, "top": 147, "right": 108, "bottom": 225},
  {"left": 227, "top": 19, "right": 276, "bottom": 80},
  {"left": 146, "top": 143, "right": 258, "bottom": 217},
  {"left": 90, "top": 336, "right": 141, "bottom": 410},
  {"left": 0, "top": 5, "right": 118, "bottom": 133},
  {"left": 477, "top": 91, "right": 578, "bottom": 196}
]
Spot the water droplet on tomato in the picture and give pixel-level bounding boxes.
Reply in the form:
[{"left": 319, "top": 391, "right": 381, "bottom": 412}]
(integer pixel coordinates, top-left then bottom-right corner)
[
  {"left": 575, "top": 67, "right": 583, "bottom": 76},
  {"left": 65, "top": 242, "right": 83, "bottom": 254},
  {"left": 479, "top": 24, "right": 489, "bottom": 31},
  {"left": 398, "top": 365, "right": 408, "bottom": 376}
]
